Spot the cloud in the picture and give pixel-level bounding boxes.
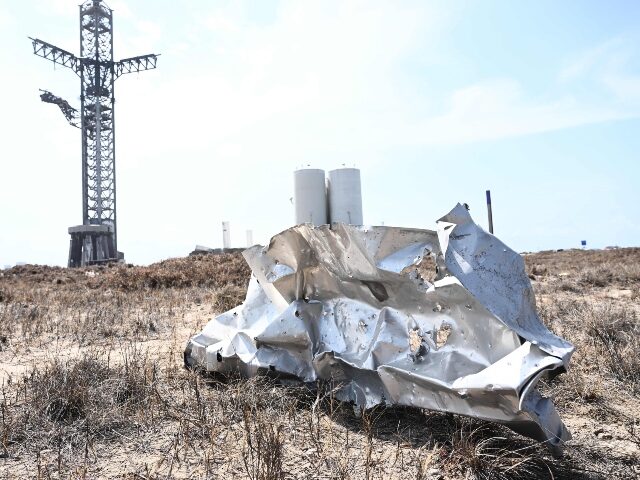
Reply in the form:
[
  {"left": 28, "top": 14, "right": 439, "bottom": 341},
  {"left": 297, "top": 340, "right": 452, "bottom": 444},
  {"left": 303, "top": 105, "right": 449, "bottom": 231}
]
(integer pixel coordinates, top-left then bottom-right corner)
[
  {"left": 399, "top": 35, "right": 640, "bottom": 146},
  {"left": 128, "top": 4, "right": 640, "bottom": 158},
  {"left": 404, "top": 79, "right": 638, "bottom": 146},
  {"left": 558, "top": 37, "right": 624, "bottom": 82},
  {"left": 559, "top": 36, "right": 640, "bottom": 104},
  {"left": 114, "top": 0, "right": 442, "bottom": 156},
  {"left": 603, "top": 72, "right": 640, "bottom": 102}
]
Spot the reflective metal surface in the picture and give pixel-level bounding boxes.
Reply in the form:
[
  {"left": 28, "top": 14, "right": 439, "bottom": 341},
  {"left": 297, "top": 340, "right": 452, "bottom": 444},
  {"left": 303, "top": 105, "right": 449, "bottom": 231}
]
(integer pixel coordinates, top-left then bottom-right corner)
[{"left": 185, "top": 204, "right": 574, "bottom": 455}]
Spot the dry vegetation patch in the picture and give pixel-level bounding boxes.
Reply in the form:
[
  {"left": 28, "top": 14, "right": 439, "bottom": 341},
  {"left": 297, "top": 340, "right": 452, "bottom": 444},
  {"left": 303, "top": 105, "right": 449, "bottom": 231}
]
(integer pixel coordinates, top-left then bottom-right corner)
[{"left": 0, "top": 249, "right": 638, "bottom": 478}]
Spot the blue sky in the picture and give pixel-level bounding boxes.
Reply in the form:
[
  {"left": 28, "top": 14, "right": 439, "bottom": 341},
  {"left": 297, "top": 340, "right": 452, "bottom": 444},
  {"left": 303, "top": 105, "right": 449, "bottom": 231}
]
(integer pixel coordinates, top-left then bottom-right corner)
[{"left": 0, "top": 0, "right": 639, "bottom": 266}]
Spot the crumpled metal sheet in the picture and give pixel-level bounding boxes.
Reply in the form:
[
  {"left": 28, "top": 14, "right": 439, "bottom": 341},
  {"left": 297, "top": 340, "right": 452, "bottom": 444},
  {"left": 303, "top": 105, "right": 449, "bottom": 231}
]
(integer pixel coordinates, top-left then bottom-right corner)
[{"left": 185, "top": 204, "right": 574, "bottom": 455}]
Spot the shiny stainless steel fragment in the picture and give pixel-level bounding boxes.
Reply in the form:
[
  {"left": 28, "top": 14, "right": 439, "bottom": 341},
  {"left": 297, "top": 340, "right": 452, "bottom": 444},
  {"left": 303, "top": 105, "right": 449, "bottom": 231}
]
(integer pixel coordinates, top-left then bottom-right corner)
[{"left": 185, "top": 204, "right": 574, "bottom": 455}]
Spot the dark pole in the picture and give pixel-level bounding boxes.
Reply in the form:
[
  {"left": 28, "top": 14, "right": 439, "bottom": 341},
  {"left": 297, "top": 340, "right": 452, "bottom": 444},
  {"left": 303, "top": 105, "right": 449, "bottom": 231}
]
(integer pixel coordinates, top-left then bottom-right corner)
[{"left": 486, "top": 190, "right": 494, "bottom": 234}]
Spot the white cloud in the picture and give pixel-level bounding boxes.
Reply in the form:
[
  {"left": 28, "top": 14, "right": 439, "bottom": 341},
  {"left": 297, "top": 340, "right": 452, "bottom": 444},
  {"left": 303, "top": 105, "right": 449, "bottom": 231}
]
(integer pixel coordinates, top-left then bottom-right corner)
[
  {"left": 404, "top": 79, "right": 638, "bottom": 146},
  {"left": 114, "top": 0, "right": 441, "bottom": 158},
  {"left": 135, "top": 5, "right": 640, "bottom": 157},
  {"left": 558, "top": 37, "right": 623, "bottom": 82},
  {"left": 559, "top": 36, "right": 640, "bottom": 104},
  {"left": 603, "top": 72, "right": 640, "bottom": 102}
]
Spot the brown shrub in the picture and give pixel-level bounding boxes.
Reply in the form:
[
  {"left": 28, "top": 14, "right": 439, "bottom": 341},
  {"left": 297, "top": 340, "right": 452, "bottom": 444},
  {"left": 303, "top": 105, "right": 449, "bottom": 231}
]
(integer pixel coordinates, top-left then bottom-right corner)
[
  {"left": 584, "top": 306, "right": 640, "bottom": 393},
  {"left": 441, "top": 420, "right": 555, "bottom": 480},
  {"left": 2, "top": 348, "right": 159, "bottom": 454},
  {"left": 525, "top": 247, "right": 640, "bottom": 288},
  {"left": 1, "top": 253, "right": 251, "bottom": 293}
]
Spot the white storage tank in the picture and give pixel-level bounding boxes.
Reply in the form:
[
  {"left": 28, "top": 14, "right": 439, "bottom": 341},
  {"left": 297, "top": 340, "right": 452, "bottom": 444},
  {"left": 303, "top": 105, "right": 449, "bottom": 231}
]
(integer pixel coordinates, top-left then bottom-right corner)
[
  {"left": 294, "top": 168, "right": 328, "bottom": 225},
  {"left": 328, "top": 168, "right": 363, "bottom": 225},
  {"left": 222, "top": 221, "right": 231, "bottom": 249}
]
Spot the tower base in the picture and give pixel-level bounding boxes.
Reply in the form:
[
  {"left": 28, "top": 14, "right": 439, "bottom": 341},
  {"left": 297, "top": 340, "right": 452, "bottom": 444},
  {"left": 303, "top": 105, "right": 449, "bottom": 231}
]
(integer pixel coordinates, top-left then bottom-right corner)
[{"left": 68, "top": 225, "right": 123, "bottom": 268}]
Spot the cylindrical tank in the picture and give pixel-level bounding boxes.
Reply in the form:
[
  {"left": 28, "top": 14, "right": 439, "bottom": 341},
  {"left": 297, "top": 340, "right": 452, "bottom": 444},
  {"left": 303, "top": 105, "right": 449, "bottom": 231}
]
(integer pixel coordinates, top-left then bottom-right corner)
[
  {"left": 222, "top": 221, "right": 231, "bottom": 249},
  {"left": 294, "top": 168, "right": 328, "bottom": 225},
  {"left": 328, "top": 168, "right": 363, "bottom": 225}
]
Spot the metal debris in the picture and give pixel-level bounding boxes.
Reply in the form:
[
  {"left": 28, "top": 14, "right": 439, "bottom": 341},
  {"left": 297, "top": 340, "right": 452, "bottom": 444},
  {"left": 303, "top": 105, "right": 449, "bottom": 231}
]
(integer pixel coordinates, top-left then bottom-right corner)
[
  {"left": 39, "top": 90, "right": 80, "bottom": 128},
  {"left": 185, "top": 204, "right": 574, "bottom": 455}
]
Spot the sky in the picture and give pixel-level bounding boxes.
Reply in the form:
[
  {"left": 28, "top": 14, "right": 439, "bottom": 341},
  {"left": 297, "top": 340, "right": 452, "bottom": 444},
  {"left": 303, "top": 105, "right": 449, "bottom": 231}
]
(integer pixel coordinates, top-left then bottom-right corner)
[{"left": 0, "top": 0, "right": 639, "bottom": 267}]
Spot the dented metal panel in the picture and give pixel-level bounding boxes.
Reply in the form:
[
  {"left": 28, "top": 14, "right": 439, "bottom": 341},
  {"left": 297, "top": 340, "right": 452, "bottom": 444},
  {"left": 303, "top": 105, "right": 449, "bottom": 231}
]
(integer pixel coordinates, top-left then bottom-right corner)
[{"left": 185, "top": 204, "right": 574, "bottom": 455}]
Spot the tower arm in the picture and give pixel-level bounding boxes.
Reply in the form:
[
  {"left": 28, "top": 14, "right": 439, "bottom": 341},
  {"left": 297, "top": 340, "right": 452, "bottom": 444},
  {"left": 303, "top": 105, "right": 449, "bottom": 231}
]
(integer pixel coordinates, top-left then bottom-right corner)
[
  {"left": 29, "top": 37, "right": 80, "bottom": 74},
  {"left": 115, "top": 54, "right": 160, "bottom": 78},
  {"left": 39, "top": 90, "right": 81, "bottom": 128}
]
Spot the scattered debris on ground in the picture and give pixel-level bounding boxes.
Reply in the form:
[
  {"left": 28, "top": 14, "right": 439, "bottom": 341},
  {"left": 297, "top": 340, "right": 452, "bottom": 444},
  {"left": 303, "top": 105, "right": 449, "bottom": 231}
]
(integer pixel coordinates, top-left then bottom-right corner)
[{"left": 186, "top": 205, "right": 574, "bottom": 455}]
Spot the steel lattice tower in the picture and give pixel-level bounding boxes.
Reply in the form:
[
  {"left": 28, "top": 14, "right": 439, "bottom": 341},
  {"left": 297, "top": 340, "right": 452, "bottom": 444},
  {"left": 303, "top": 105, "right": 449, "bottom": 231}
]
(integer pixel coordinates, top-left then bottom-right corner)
[{"left": 30, "top": 0, "right": 159, "bottom": 267}]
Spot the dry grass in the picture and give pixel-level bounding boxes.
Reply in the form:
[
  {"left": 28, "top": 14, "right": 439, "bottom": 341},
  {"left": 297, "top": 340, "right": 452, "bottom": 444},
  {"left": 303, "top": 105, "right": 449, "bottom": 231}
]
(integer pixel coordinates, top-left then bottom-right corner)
[
  {"left": 525, "top": 247, "right": 640, "bottom": 288},
  {"left": 0, "top": 249, "right": 638, "bottom": 479},
  {"left": 2, "top": 348, "right": 158, "bottom": 459},
  {"left": 0, "top": 254, "right": 250, "bottom": 347}
]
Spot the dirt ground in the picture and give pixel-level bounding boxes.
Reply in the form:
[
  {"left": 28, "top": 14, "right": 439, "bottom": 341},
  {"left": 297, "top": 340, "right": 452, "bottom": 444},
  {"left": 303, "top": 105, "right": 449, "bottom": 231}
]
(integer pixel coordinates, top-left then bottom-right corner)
[{"left": 0, "top": 248, "right": 638, "bottom": 479}]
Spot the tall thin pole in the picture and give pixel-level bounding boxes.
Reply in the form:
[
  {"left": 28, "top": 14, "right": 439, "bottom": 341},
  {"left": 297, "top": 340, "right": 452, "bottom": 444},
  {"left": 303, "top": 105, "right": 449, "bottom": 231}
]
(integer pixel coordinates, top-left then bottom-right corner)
[{"left": 486, "top": 190, "right": 494, "bottom": 234}]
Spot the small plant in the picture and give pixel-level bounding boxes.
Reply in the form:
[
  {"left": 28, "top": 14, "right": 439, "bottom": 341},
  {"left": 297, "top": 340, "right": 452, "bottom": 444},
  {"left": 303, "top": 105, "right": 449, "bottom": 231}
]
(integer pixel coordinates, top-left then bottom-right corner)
[
  {"left": 585, "top": 306, "right": 640, "bottom": 393},
  {"left": 241, "top": 404, "right": 285, "bottom": 480},
  {"left": 2, "top": 348, "right": 158, "bottom": 467},
  {"left": 442, "top": 420, "right": 553, "bottom": 480}
]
